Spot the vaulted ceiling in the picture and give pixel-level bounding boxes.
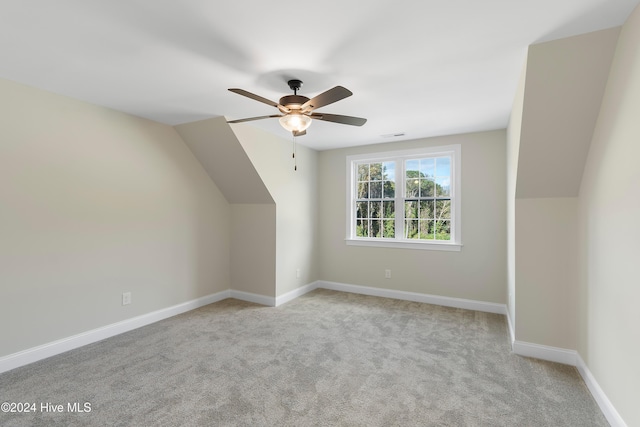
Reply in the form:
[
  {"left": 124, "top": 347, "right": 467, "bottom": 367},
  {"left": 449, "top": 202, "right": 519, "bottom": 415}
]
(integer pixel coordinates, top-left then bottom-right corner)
[{"left": 1, "top": 1, "right": 638, "bottom": 150}]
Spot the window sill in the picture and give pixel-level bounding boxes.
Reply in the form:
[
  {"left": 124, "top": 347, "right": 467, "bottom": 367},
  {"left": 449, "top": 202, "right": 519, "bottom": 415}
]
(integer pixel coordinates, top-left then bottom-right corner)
[{"left": 345, "top": 238, "right": 462, "bottom": 252}]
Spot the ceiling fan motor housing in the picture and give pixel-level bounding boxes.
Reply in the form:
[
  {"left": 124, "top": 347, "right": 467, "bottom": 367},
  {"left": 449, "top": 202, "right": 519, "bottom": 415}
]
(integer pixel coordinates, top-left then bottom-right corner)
[{"left": 279, "top": 95, "right": 310, "bottom": 112}]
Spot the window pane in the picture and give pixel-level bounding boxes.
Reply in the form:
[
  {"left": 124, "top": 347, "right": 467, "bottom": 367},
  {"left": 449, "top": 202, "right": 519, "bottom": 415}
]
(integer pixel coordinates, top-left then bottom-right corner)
[
  {"left": 420, "top": 220, "right": 435, "bottom": 240},
  {"left": 406, "top": 177, "right": 419, "bottom": 198},
  {"left": 436, "top": 177, "right": 450, "bottom": 197},
  {"left": 383, "top": 162, "right": 395, "bottom": 181},
  {"left": 371, "top": 220, "right": 381, "bottom": 238},
  {"left": 420, "top": 178, "right": 434, "bottom": 197},
  {"left": 358, "top": 164, "right": 369, "bottom": 181},
  {"left": 420, "top": 200, "right": 434, "bottom": 218},
  {"left": 405, "top": 200, "right": 418, "bottom": 219},
  {"left": 370, "top": 163, "right": 383, "bottom": 181},
  {"left": 370, "top": 181, "right": 382, "bottom": 198},
  {"left": 356, "top": 219, "right": 368, "bottom": 237},
  {"left": 383, "top": 180, "right": 395, "bottom": 198},
  {"left": 356, "top": 201, "right": 368, "bottom": 219},
  {"left": 358, "top": 182, "right": 369, "bottom": 199},
  {"left": 435, "top": 200, "right": 451, "bottom": 219},
  {"left": 383, "top": 201, "right": 395, "bottom": 219},
  {"left": 420, "top": 158, "right": 434, "bottom": 178},
  {"left": 405, "top": 219, "right": 418, "bottom": 239},
  {"left": 406, "top": 159, "right": 419, "bottom": 176},
  {"left": 383, "top": 220, "right": 395, "bottom": 238},
  {"left": 370, "top": 202, "right": 381, "bottom": 219},
  {"left": 435, "top": 220, "right": 451, "bottom": 240},
  {"left": 405, "top": 160, "right": 420, "bottom": 197},
  {"left": 435, "top": 157, "right": 450, "bottom": 177}
]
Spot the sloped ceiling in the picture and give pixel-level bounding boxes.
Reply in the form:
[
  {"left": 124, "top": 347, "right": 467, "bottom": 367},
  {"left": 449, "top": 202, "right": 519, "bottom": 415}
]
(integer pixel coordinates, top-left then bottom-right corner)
[
  {"left": 1, "top": 1, "right": 638, "bottom": 150},
  {"left": 516, "top": 27, "right": 620, "bottom": 198},
  {"left": 175, "top": 117, "right": 273, "bottom": 204}
]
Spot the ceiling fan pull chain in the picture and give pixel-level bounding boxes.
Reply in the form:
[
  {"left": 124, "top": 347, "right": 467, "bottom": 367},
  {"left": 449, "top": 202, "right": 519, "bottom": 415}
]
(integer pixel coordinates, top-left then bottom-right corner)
[{"left": 292, "top": 134, "right": 297, "bottom": 171}]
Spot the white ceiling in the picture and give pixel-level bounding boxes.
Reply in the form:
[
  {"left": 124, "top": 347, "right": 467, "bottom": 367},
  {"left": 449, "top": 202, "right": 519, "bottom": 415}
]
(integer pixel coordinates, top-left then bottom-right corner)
[{"left": 1, "top": 1, "right": 638, "bottom": 150}]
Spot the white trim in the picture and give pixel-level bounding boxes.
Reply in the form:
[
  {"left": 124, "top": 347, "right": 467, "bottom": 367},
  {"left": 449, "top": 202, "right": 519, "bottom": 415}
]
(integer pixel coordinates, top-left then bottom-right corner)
[
  {"left": 275, "top": 281, "right": 319, "bottom": 306},
  {"left": 345, "top": 144, "right": 462, "bottom": 250},
  {"left": 512, "top": 340, "right": 577, "bottom": 366},
  {"left": 0, "top": 290, "right": 231, "bottom": 374},
  {"left": 505, "top": 308, "right": 515, "bottom": 349},
  {"left": 346, "top": 238, "right": 462, "bottom": 251},
  {"left": 576, "top": 354, "right": 628, "bottom": 427},
  {"left": 229, "top": 290, "right": 275, "bottom": 307},
  {"left": 317, "top": 280, "right": 506, "bottom": 315}
]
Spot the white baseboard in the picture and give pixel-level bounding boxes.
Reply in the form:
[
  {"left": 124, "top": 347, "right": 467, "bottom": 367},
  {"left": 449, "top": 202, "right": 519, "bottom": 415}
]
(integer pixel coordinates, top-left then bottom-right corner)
[
  {"left": 231, "top": 282, "right": 321, "bottom": 307},
  {"left": 317, "top": 280, "right": 507, "bottom": 315},
  {"left": 512, "top": 340, "right": 577, "bottom": 366},
  {"left": 0, "top": 290, "right": 231, "bottom": 374},
  {"left": 576, "top": 354, "right": 628, "bottom": 427},
  {"left": 512, "top": 343, "right": 627, "bottom": 425},
  {"left": 275, "top": 281, "right": 319, "bottom": 306},
  {"left": 1, "top": 281, "right": 626, "bottom": 427},
  {"left": 229, "top": 290, "right": 276, "bottom": 307},
  {"left": 0, "top": 284, "right": 311, "bottom": 374}
]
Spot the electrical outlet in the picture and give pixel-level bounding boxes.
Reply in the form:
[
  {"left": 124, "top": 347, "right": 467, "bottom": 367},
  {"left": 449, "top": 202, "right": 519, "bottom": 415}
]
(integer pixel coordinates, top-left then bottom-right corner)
[
  {"left": 122, "top": 292, "right": 131, "bottom": 306},
  {"left": 385, "top": 269, "right": 391, "bottom": 279},
  {"left": 296, "top": 268, "right": 301, "bottom": 279}
]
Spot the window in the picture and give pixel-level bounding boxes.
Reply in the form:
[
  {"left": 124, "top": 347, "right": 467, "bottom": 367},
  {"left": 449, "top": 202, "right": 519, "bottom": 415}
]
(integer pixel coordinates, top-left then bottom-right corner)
[{"left": 346, "top": 145, "right": 461, "bottom": 251}]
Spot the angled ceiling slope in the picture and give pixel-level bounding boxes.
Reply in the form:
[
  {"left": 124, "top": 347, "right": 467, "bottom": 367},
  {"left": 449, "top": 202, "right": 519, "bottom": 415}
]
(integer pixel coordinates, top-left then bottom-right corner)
[
  {"left": 175, "top": 117, "right": 273, "bottom": 204},
  {"left": 516, "top": 27, "right": 621, "bottom": 198}
]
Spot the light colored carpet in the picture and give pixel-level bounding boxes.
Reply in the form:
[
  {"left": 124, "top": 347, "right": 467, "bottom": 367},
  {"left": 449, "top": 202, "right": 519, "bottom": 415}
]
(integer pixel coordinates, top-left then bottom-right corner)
[{"left": 0, "top": 289, "right": 607, "bottom": 426}]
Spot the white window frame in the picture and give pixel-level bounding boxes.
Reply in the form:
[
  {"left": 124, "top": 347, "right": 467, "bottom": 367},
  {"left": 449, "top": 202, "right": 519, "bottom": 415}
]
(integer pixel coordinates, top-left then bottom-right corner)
[{"left": 345, "top": 144, "right": 462, "bottom": 251}]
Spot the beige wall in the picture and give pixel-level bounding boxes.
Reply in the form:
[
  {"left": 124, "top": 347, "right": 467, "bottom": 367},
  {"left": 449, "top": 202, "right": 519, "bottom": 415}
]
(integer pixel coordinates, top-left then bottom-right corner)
[
  {"left": 506, "top": 10, "right": 639, "bottom": 424},
  {"left": 508, "top": 27, "right": 619, "bottom": 352},
  {"left": 230, "top": 204, "right": 276, "bottom": 296},
  {"left": 515, "top": 197, "right": 578, "bottom": 348},
  {"left": 175, "top": 117, "right": 278, "bottom": 298},
  {"left": 318, "top": 130, "right": 507, "bottom": 303},
  {"left": 577, "top": 4, "right": 640, "bottom": 425},
  {"left": 0, "top": 79, "right": 231, "bottom": 357},
  {"left": 230, "top": 124, "right": 320, "bottom": 296}
]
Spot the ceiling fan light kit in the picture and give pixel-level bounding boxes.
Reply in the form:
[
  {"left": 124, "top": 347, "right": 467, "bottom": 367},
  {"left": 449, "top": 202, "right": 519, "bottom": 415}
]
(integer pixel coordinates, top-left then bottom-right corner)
[
  {"left": 279, "top": 112, "right": 311, "bottom": 133},
  {"left": 228, "top": 79, "right": 367, "bottom": 137}
]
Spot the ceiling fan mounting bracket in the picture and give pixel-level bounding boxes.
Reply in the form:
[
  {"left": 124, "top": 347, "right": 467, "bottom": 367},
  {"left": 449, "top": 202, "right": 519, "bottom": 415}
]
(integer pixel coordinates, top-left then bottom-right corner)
[{"left": 287, "top": 79, "right": 303, "bottom": 94}]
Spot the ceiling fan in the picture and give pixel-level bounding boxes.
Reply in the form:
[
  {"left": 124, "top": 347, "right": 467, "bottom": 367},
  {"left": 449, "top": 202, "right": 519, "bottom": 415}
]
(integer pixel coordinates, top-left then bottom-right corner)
[{"left": 227, "top": 79, "right": 367, "bottom": 137}]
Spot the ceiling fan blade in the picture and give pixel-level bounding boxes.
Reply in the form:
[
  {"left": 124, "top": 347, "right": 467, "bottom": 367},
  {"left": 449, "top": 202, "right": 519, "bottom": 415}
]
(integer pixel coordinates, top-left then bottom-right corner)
[
  {"left": 301, "top": 86, "right": 353, "bottom": 111},
  {"left": 228, "top": 88, "right": 290, "bottom": 112},
  {"left": 293, "top": 130, "right": 307, "bottom": 137},
  {"left": 309, "top": 113, "right": 367, "bottom": 126},
  {"left": 227, "top": 114, "right": 282, "bottom": 124}
]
